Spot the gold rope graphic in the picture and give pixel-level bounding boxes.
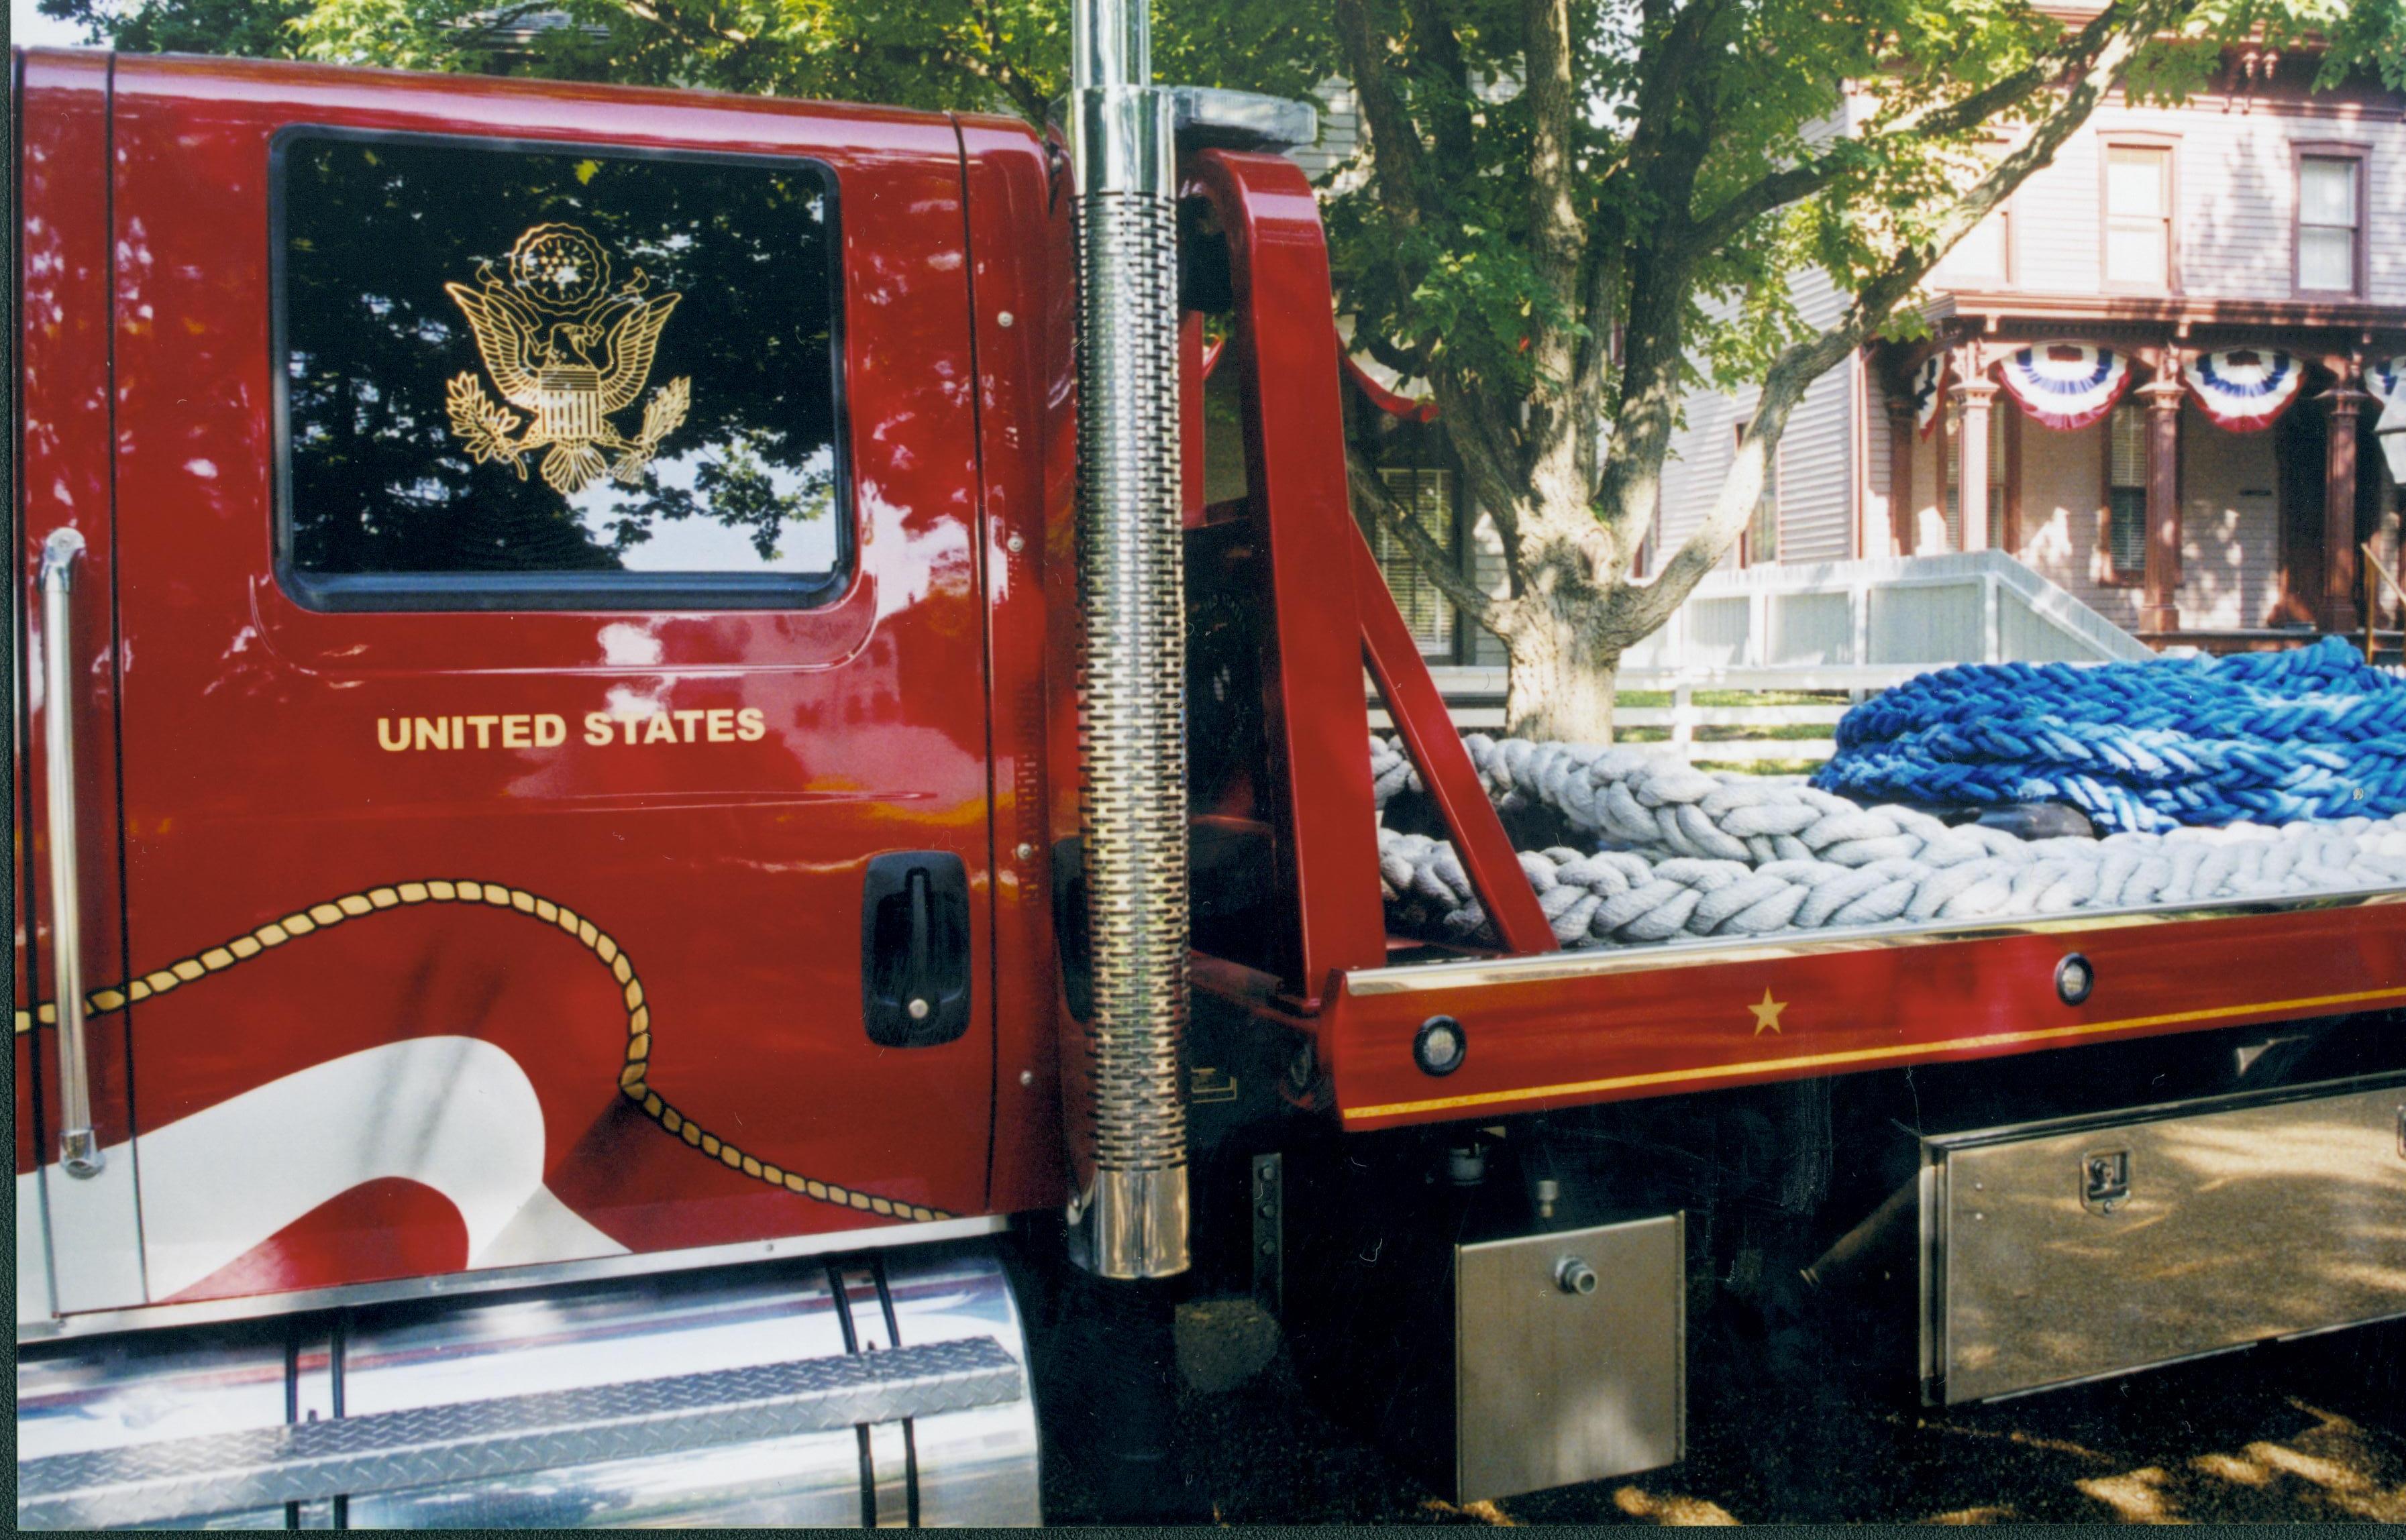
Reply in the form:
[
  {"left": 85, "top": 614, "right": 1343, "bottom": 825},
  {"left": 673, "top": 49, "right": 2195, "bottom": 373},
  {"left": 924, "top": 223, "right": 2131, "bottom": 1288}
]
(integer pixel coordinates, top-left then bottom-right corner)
[{"left": 12, "top": 879, "right": 947, "bottom": 1223}]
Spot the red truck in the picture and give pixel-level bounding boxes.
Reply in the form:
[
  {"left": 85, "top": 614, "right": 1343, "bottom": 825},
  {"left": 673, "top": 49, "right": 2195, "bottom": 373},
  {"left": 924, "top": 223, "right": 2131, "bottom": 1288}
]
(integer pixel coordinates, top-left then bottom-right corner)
[{"left": 13, "top": 9, "right": 2404, "bottom": 1525}]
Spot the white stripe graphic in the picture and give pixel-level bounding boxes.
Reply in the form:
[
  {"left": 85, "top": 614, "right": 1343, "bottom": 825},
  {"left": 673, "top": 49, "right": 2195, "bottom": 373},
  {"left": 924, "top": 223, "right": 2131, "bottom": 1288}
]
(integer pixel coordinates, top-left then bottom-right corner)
[{"left": 136, "top": 1037, "right": 625, "bottom": 1301}]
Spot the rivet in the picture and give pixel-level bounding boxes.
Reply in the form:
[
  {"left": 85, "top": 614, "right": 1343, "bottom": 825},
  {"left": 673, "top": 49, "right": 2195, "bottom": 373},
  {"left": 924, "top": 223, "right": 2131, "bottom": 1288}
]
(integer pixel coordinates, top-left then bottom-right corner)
[
  {"left": 1006, "top": 533, "right": 1026, "bottom": 553},
  {"left": 1019, "top": 1068, "right": 1035, "bottom": 1087},
  {"left": 908, "top": 997, "right": 931, "bottom": 1021},
  {"left": 1016, "top": 842, "right": 1037, "bottom": 862},
  {"left": 996, "top": 311, "right": 1015, "bottom": 328}
]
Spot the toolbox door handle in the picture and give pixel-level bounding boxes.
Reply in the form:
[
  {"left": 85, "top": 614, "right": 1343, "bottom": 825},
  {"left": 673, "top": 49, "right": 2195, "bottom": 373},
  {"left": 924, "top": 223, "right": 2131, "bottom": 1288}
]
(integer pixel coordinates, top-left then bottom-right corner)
[
  {"left": 39, "top": 529, "right": 103, "bottom": 1178},
  {"left": 861, "top": 852, "right": 972, "bottom": 1048}
]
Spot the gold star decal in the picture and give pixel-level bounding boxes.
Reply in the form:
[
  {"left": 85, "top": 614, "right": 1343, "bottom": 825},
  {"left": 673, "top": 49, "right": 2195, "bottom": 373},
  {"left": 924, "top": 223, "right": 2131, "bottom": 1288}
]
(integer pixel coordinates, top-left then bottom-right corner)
[{"left": 1748, "top": 989, "right": 1787, "bottom": 1035}]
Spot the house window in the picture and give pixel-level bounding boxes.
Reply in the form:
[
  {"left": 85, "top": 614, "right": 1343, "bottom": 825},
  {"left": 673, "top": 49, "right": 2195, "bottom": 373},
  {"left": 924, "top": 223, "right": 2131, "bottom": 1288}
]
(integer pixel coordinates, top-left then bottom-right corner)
[
  {"left": 1371, "top": 467, "right": 1459, "bottom": 656},
  {"left": 1944, "top": 405, "right": 2009, "bottom": 551},
  {"left": 1737, "top": 424, "right": 1778, "bottom": 565},
  {"left": 2103, "top": 143, "right": 2174, "bottom": 290},
  {"left": 2103, "top": 400, "right": 2148, "bottom": 583},
  {"left": 1950, "top": 205, "right": 2012, "bottom": 284},
  {"left": 2297, "top": 152, "right": 2364, "bottom": 296}
]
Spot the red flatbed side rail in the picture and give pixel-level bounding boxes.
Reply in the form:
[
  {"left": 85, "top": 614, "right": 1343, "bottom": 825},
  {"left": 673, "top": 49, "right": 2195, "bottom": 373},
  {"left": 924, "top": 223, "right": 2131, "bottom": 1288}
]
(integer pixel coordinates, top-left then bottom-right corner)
[{"left": 1323, "top": 891, "right": 2406, "bottom": 1128}]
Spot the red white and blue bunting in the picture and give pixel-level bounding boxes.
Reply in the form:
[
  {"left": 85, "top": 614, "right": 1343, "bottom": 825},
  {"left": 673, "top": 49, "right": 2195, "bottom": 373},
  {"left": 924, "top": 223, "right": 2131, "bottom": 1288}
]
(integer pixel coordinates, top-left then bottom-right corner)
[
  {"left": 2367, "top": 355, "right": 2406, "bottom": 406},
  {"left": 1995, "top": 342, "right": 2132, "bottom": 431},
  {"left": 1910, "top": 353, "right": 1947, "bottom": 439},
  {"left": 2183, "top": 347, "right": 2303, "bottom": 433}
]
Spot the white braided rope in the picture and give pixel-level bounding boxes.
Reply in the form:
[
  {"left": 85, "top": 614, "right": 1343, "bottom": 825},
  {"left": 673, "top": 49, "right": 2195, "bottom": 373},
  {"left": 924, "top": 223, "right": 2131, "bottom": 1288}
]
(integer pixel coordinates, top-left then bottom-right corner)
[{"left": 1372, "top": 734, "right": 2406, "bottom": 949}]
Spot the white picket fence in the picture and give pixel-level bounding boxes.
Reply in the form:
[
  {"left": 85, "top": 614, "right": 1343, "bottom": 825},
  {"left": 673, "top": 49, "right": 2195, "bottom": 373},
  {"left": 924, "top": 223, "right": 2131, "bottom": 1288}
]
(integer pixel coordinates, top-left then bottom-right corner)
[{"left": 1369, "top": 551, "right": 2152, "bottom": 765}]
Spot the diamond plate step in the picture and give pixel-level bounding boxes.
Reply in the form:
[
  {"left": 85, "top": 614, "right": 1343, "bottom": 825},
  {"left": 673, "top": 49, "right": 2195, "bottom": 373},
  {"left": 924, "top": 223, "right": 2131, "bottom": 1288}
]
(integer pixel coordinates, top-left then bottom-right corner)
[{"left": 19, "top": 1335, "right": 1023, "bottom": 1529}]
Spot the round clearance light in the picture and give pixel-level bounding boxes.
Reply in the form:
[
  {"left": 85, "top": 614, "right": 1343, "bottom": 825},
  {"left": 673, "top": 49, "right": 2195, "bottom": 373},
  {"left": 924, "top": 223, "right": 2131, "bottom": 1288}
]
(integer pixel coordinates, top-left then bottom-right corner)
[
  {"left": 1414, "top": 1015, "right": 1467, "bottom": 1077},
  {"left": 2056, "top": 953, "right": 2095, "bottom": 1006}
]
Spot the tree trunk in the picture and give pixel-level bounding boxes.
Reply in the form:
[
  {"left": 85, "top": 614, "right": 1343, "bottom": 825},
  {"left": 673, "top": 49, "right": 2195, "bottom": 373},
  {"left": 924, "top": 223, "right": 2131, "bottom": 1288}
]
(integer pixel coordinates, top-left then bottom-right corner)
[{"left": 1503, "top": 599, "right": 1621, "bottom": 742}]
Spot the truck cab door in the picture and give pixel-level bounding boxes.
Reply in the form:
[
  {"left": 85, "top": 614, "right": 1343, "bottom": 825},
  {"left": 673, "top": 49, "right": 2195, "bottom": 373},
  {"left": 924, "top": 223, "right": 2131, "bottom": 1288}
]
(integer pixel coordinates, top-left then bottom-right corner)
[
  {"left": 95, "top": 60, "right": 997, "bottom": 1307},
  {"left": 16, "top": 48, "right": 148, "bottom": 1324}
]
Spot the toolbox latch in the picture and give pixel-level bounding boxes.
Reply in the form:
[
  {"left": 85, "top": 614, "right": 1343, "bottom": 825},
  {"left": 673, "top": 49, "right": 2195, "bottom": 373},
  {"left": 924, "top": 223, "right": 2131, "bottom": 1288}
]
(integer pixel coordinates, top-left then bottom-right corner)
[{"left": 2081, "top": 1149, "right": 2132, "bottom": 1215}]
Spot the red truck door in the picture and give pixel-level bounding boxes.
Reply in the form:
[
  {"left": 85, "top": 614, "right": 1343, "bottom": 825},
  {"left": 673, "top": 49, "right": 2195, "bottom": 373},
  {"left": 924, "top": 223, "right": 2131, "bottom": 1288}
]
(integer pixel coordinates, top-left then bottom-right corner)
[{"left": 89, "top": 58, "right": 998, "bottom": 1307}]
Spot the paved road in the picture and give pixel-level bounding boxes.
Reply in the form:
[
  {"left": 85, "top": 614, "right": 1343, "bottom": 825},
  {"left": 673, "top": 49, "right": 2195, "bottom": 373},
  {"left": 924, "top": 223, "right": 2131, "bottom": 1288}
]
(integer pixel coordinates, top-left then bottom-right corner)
[{"left": 1049, "top": 1305, "right": 2404, "bottom": 1524}]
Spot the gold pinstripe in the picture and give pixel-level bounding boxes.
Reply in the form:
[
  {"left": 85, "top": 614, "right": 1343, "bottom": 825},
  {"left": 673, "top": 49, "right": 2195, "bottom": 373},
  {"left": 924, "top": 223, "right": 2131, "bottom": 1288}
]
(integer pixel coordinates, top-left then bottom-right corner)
[{"left": 13, "top": 881, "right": 947, "bottom": 1223}]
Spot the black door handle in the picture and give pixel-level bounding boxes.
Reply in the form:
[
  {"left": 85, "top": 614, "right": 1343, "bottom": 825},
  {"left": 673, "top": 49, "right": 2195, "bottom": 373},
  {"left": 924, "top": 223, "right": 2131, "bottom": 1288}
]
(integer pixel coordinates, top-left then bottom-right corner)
[{"left": 862, "top": 852, "right": 971, "bottom": 1048}]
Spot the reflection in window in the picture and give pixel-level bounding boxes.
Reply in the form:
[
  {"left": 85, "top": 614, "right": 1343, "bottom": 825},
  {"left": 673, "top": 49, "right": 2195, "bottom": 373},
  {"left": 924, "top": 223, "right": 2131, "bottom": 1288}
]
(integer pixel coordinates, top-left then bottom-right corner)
[{"left": 279, "top": 133, "right": 845, "bottom": 607}]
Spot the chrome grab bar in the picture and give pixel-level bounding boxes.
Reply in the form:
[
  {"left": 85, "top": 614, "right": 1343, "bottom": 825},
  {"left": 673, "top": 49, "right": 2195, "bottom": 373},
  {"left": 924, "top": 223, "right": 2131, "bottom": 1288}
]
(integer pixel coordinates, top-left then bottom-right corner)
[{"left": 40, "top": 526, "right": 103, "bottom": 1178}]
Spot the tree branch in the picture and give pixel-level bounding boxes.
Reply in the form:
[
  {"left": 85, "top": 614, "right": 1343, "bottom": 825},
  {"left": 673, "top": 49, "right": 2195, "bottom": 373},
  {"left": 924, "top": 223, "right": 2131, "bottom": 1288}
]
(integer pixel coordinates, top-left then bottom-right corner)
[
  {"left": 1607, "top": 0, "right": 2188, "bottom": 644},
  {"left": 1587, "top": 0, "right": 1728, "bottom": 544},
  {"left": 1403, "top": 0, "right": 1478, "bottom": 185},
  {"left": 1524, "top": 0, "right": 1581, "bottom": 294},
  {"left": 606, "top": 0, "right": 749, "bottom": 50},
  {"left": 1519, "top": 0, "right": 1590, "bottom": 511},
  {"left": 1428, "top": 365, "right": 1529, "bottom": 561},
  {"left": 1333, "top": 0, "right": 1436, "bottom": 235},
  {"left": 1348, "top": 447, "right": 1508, "bottom": 630},
  {"left": 1356, "top": 329, "right": 1433, "bottom": 382},
  {"left": 965, "top": 0, "right": 1055, "bottom": 123},
  {"left": 1692, "top": 0, "right": 2169, "bottom": 254}
]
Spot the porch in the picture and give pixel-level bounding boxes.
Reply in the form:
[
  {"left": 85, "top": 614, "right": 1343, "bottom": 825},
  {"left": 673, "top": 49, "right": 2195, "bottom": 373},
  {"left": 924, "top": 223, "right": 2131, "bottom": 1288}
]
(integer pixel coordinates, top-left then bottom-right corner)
[{"left": 1882, "top": 294, "right": 2405, "bottom": 654}]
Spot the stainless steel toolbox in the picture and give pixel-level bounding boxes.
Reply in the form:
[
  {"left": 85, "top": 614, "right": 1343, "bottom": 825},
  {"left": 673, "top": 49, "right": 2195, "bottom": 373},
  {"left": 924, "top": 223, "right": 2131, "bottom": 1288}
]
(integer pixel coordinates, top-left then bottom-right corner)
[
  {"left": 1921, "top": 1074, "right": 2406, "bottom": 1405},
  {"left": 1453, "top": 1213, "right": 1685, "bottom": 1502}
]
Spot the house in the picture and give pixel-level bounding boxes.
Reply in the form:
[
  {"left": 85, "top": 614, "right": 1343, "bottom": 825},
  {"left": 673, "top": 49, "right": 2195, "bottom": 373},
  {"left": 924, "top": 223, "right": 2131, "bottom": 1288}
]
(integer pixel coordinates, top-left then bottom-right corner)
[
  {"left": 1656, "top": 36, "right": 2406, "bottom": 653},
  {"left": 1319, "top": 36, "right": 2406, "bottom": 667}
]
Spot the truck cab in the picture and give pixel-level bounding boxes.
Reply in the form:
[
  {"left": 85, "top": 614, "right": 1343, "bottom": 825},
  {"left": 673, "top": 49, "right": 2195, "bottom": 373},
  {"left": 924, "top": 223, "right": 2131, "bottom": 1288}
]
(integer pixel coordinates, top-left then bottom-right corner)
[{"left": 15, "top": 50, "right": 1073, "bottom": 1322}]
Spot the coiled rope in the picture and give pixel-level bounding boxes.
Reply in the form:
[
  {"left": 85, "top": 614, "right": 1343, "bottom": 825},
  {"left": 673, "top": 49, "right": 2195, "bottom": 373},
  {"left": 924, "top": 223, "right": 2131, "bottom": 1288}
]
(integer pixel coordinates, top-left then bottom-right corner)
[
  {"left": 1372, "top": 735, "right": 2406, "bottom": 950},
  {"left": 1812, "top": 637, "right": 2406, "bottom": 832}
]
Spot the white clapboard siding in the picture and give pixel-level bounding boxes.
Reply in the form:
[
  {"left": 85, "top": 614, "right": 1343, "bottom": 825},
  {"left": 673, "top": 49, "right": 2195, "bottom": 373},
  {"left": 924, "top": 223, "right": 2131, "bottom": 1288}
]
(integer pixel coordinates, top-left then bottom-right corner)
[{"left": 1949, "top": 94, "right": 2406, "bottom": 305}]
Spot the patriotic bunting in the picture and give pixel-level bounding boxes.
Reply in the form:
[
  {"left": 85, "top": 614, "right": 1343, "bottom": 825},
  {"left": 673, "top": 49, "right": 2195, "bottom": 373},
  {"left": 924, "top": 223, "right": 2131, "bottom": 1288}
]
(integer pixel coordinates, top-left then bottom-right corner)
[
  {"left": 2368, "top": 355, "right": 2406, "bottom": 406},
  {"left": 1910, "top": 353, "right": 1947, "bottom": 439},
  {"left": 2183, "top": 347, "right": 2303, "bottom": 433},
  {"left": 1995, "top": 342, "right": 2132, "bottom": 431}
]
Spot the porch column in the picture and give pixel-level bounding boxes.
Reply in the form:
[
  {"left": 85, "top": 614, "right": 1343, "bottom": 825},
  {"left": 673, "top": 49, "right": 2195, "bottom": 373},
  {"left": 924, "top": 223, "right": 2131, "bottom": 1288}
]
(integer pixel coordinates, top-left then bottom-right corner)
[
  {"left": 1956, "top": 371, "right": 1996, "bottom": 553},
  {"left": 1886, "top": 396, "right": 1916, "bottom": 555},
  {"left": 2322, "top": 384, "right": 2368, "bottom": 635},
  {"left": 2139, "top": 373, "right": 2185, "bottom": 635}
]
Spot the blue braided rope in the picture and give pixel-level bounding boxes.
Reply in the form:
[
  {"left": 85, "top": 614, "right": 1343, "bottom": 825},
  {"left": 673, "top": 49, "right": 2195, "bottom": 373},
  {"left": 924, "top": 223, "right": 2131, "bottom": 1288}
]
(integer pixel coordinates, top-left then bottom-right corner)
[{"left": 1812, "top": 636, "right": 2406, "bottom": 833}]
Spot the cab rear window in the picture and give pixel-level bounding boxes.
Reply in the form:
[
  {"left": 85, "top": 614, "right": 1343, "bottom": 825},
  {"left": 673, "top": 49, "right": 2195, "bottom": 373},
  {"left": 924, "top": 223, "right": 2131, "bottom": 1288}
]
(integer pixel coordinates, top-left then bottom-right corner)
[{"left": 274, "top": 129, "right": 847, "bottom": 611}]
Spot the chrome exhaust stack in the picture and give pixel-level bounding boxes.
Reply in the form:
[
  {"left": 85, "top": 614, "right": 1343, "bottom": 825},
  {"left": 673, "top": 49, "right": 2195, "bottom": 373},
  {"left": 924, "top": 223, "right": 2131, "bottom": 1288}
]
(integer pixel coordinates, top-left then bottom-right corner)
[{"left": 1064, "top": 0, "right": 1190, "bottom": 1279}]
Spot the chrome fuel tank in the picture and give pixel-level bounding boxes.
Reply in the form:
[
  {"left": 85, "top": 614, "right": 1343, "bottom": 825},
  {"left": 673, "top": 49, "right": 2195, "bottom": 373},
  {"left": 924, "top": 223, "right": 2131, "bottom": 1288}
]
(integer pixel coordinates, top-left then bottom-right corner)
[{"left": 17, "top": 1241, "right": 1039, "bottom": 1527}]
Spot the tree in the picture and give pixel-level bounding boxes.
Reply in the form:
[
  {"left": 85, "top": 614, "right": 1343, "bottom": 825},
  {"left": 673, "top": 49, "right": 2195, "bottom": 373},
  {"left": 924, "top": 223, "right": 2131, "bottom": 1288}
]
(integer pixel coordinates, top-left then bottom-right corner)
[{"left": 1329, "top": 0, "right": 2405, "bottom": 739}]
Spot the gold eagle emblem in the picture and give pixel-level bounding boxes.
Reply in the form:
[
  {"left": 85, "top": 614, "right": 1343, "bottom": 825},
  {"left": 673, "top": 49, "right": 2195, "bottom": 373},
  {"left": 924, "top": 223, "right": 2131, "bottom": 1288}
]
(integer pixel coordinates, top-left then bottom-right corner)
[{"left": 443, "top": 222, "right": 690, "bottom": 496}]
